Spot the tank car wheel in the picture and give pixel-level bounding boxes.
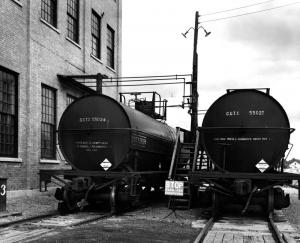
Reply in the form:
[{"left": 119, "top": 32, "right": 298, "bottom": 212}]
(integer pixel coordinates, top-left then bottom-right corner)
[
  {"left": 62, "top": 188, "right": 77, "bottom": 213},
  {"left": 212, "top": 192, "right": 220, "bottom": 217},
  {"left": 141, "top": 185, "right": 151, "bottom": 199},
  {"left": 130, "top": 185, "right": 142, "bottom": 207},
  {"left": 57, "top": 202, "right": 70, "bottom": 215},
  {"left": 267, "top": 188, "right": 274, "bottom": 215},
  {"left": 110, "top": 184, "right": 117, "bottom": 214}
]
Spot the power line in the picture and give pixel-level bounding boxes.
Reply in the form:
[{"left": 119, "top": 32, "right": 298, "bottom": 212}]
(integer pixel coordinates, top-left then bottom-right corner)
[
  {"left": 200, "top": 2, "right": 300, "bottom": 24},
  {"left": 201, "top": 0, "right": 276, "bottom": 16}
]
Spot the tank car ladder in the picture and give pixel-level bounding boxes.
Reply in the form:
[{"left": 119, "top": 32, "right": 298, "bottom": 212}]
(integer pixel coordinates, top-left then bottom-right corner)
[
  {"left": 168, "top": 129, "right": 201, "bottom": 210},
  {"left": 168, "top": 142, "right": 194, "bottom": 210}
]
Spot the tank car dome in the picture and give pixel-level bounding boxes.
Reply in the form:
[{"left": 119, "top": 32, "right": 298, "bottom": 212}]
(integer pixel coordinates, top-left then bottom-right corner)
[{"left": 201, "top": 89, "right": 291, "bottom": 173}]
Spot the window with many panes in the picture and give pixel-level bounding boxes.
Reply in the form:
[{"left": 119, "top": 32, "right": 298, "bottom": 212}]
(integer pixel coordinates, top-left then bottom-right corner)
[
  {"left": 41, "top": 85, "right": 56, "bottom": 159},
  {"left": 67, "top": 94, "right": 76, "bottom": 106},
  {"left": 0, "top": 67, "right": 17, "bottom": 157},
  {"left": 67, "top": 0, "right": 79, "bottom": 43},
  {"left": 91, "top": 10, "right": 101, "bottom": 58},
  {"left": 106, "top": 25, "right": 115, "bottom": 69},
  {"left": 41, "top": 0, "right": 57, "bottom": 27}
]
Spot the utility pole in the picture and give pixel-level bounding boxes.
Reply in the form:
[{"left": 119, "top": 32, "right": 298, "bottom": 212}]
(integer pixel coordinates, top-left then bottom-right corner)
[{"left": 190, "top": 11, "right": 199, "bottom": 141}]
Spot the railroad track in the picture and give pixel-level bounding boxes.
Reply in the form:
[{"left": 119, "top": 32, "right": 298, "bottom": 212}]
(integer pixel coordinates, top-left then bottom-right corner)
[
  {"left": 193, "top": 211, "right": 300, "bottom": 243},
  {"left": 0, "top": 197, "right": 155, "bottom": 243},
  {"left": 0, "top": 211, "right": 112, "bottom": 243}
]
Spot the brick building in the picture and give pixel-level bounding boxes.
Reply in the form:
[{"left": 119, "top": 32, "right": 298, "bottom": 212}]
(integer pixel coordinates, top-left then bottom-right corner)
[{"left": 0, "top": 0, "right": 122, "bottom": 191}]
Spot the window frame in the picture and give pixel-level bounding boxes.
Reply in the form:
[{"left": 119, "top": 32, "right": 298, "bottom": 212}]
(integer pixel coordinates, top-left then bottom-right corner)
[
  {"left": 67, "top": 0, "right": 80, "bottom": 43},
  {"left": 41, "top": 0, "right": 58, "bottom": 28},
  {"left": 106, "top": 25, "right": 115, "bottom": 69},
  {"left": 41, "top": 84, "right": 57, "bottom": 159},
  {"left": 0, "top": 66, "right": 18, "bottom": 158},
  {"left": 91, "top": 10, "right": 101, "bottom": 59}
]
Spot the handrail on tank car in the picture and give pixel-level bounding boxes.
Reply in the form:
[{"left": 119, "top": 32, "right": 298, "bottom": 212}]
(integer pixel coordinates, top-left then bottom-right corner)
[
  {"left": 57, "top": 128, "right": 174, "bottom": 142},
  {"left": 199, "top": 127, "right": 295, "bottom": 133},
  {"left": 192, "top": 130, "right": 200, "bottom": 172},
  {"left": 284, "top": 143, "right": 294, "bottom": 161},
  {"left": 168, "top": 127, "right": 181, "bottom": 179},
  {"left": 119, "top": 91, "right": 168, "bottom": 120},
  {"left": 119, "top": 93, "right": 126, "bottom": 104},
  {"left": 175, "top": 127, "right": 190, "bottom": 140}
]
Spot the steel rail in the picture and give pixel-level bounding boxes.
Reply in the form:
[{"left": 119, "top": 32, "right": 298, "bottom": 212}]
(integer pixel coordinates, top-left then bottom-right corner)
[
  {"left": 268, "top": 213, "right": 286, "bottom": 243},
  {"left": 67, "top": 212, "right": 112, "bottom": 227},
  {"left": 193, "top": 214, "right": 291, "bottom": 243},
  {"left": 0, "top": 211, "right": 58, "bottom": 228},
  {"left": 0, "top": 211, "right": 113, "bottom": 243},
  {"left": 193, "top": 216, "right": 215, "bottom": 243}
]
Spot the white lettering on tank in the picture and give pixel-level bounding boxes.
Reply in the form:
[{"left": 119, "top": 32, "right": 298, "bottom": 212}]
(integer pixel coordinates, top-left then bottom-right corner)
[
  {"left": 225, "top": 111, "right": 240, "bottom": 116},
  {"left": 79, "top": 117, "right": 108, "bottom": 123},
  {"left": 249, "top": 110, "right": 264, "bottom": 116}
]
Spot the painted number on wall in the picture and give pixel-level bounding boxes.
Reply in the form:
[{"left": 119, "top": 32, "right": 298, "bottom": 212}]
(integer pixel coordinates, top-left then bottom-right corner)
[{"left": 0, "top": 184, "right": 6, "bottom": 196}]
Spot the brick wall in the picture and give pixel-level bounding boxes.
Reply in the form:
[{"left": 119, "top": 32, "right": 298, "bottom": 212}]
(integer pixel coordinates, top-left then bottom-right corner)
[
  {"left": 0, "top": 0, "right": 29, "bottom": 190},
  {"left": 0, "top": 0, "right": 122, "bottom": 190}
]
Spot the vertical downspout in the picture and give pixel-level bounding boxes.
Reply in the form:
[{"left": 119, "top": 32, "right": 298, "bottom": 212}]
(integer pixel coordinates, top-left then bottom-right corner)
[
  {"left": 25, "top": 0, "right": 32, "bottom": 189},
  {"left": 116, "top": 0, "right": 122, "bottom": 95},
  {"left": 82, "top": 0, "right": 86, "bottom": 73}
]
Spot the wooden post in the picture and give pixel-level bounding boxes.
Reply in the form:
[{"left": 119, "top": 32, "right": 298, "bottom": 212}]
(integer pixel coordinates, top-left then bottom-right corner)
[{"left": 190, "top": 11, "right": 199, "bottom": 142}]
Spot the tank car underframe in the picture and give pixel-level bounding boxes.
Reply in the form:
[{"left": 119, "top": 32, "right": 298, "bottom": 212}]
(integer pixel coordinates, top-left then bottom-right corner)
[
  {"left": 189, "top": 171, "right": 300, "bottom": 215},
  {"left": 39, "top": 169, "right": 168, "bottom": 214},
  {"left": 189, "top": 171, "right": 300, "bottom": 198},
  {"left": 40, "top": 170, "right": 169, "bottom": 187}
]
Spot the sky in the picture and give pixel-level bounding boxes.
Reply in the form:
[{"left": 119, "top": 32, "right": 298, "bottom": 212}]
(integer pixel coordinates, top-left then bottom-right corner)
[{"left": 121, "top": 0, "right": 300, "bottom": 159}]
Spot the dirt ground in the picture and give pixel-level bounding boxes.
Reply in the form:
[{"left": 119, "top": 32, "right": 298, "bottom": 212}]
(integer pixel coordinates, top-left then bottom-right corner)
[
  {"left": 30, "top": 217, "right": 199, "bottom": 243},
  {"left": 29, "top": 202, "right": 201, "bottom": 243},
  {"left": 28, "top": 189, "right": 300, "bottom": 242},
  {"left": 3, "top": 187, "right": 299, "bottom": 242}
]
